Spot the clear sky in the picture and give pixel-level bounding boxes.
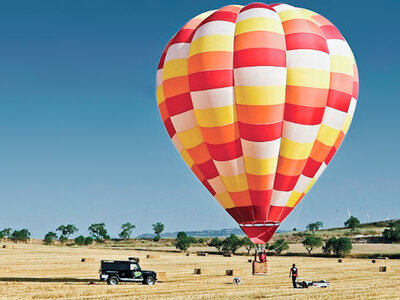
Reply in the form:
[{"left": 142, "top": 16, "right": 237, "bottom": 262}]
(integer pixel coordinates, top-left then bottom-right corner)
[{"left": 0, "top": 0, "right": 399, "bottom": 238}]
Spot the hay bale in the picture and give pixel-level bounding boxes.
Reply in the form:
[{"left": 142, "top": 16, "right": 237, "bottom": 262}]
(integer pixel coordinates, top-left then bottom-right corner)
[
  {"left": 223, "top": 252, "right": 232, "bottom": 257},
  {"left": 128, "top": 257, "right": 140, "bottom": 262},
  {"left": 81, "top": 258, "right": 94, "bottom": 263},
  {"left": 157, "top": 271, "right": 167, "bottom": 281},
  {"left": 248, "top": 259, "right": 253, "bottom": 263},
  {"left": 338, "top": 259, "right": 343, "bottom": 263},
  {"left": 372, "top": 259, "right": 376, "bottom": 263},
  {"left": 186, "top": 253, "right": 190, "bottom": 256},
  {"left": 197, "top": 253, "right": 208, "bottom": 256},
  {"left": 194, "top": 268, "right": 209, "bottom": 275},
  {"left": 379, "top": 266, "right": 388, "bottom": 272},
  {"left": 146, "top": 254, "right": 160, "bottom": 259},
  {"left": 2, "top": 245, "right": 13, "bottom": 249},
  {"left": 226, "top": 269, "right": 242, "bottom": 276}
]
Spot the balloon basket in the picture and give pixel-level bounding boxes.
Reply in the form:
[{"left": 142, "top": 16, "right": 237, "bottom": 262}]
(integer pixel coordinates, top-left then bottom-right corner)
[{"left": 252, "top": 260, "right": 269, "bottom": 275}]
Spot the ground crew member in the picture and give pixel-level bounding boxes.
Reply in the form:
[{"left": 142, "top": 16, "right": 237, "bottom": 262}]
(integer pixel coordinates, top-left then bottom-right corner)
[{"left": 289, "top": 263, "right": 298, "bottom": 288}]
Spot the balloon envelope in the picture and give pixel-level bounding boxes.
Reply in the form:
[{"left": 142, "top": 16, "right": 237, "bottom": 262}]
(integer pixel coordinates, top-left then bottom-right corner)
[{"left": 156, "top": 3, "right": 358, "bottom": 244}]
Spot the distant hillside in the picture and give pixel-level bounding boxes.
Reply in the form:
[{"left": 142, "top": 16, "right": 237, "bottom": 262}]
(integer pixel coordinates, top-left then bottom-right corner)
[{"left": 137, "top": 227, "right": 289, "bottom": 239}]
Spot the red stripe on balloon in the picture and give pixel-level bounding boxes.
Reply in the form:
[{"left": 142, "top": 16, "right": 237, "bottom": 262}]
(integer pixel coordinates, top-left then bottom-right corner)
[
  {"left": 163, "top": 118, "right": 176, "bottom": 138},
  {"left": 197, "top": 159, "right": 219, "bottom": 180},
  {"left": 284, "top": 103, "right": 325, "bottom": 125},
  {"left": 202, "top": 11, "right": 238, "bottom": 25},
  {"left": 302, "top": 158, "right": 323, "bottom": 178},
  {"left": 233, "top": 48, "right": 286, "bottom": 68},
  {"left": 320, "top": 25, "right": 344, "bottom": 40},
  {"left": 207, "top": 139, "right": 242, "bottom": 161},
  {"left": 165, "top": 93, "right": 193, "bottom": 116},
  {"left": 189, "top": 70, "right": 233, "bottom": 91},
  {"left": 273, "top": 173, "right": 300, "bottom": 191},
  {"left": 238, "top": 122, "right": 282, "bottom": 142},
  {"left": 327, "top": 89, "right": 352, "bottom": 112},
  {"left": 285, "top": 32, "right": 329, "bottom": 53},
  {"left": 240, "top": 3, "right": 275, "bottom": 12}
]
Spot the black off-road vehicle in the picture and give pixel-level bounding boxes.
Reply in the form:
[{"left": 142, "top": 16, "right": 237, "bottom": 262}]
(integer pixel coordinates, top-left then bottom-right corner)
[{"left": 99, "top": 259, "right": 157, "bottom": 285}]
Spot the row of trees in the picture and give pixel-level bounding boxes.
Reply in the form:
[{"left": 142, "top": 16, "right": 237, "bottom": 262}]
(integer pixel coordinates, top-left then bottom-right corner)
[{"left": 1, "top": 221, "right": 166, "bottom": 245}]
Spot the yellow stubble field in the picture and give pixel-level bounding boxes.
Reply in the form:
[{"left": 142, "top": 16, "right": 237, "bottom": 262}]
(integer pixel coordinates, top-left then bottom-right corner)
[{"left": 1, "top": 244, "right": 400, "bottom": 299}]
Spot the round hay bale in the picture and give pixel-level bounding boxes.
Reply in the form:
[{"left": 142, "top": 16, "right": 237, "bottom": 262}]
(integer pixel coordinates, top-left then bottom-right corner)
[
  {"left": 81, "top": 258, "right": 95, "bottom": 263},
  {"left": 372, "top": 259, "right": 376, "bottom": 263},
  {"left": 338, "top": 259, "right": 343, "bottom": 263},
  {"left": 194, "top": 268, "right": 209, "bottom": 275},
  {"left": 146, "top": 254, "right": 160, "bottom": 259}
]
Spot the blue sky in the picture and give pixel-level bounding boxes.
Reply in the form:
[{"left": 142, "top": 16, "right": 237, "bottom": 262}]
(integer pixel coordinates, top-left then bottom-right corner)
[{"left": 0, "top": 0, "right": 399, "bottom": 238}]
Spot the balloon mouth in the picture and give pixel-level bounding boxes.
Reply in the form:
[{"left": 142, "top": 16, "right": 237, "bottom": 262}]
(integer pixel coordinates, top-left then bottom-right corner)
[{"left": 239, "top": 222, "right": 280, "bottom": 244}]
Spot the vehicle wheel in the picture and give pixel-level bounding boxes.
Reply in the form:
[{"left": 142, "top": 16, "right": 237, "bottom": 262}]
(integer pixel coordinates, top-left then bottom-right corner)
[
  {"left": 144, "top": 276, "right": 155, "bottom": 285},
  {"left": 107, "top": 276, "right": 119, "bottom": 285}
]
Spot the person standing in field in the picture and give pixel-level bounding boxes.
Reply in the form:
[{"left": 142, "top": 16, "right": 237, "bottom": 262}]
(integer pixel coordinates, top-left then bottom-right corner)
[{"left": 289, "top": 264, "right": 298, "bottom": 288}]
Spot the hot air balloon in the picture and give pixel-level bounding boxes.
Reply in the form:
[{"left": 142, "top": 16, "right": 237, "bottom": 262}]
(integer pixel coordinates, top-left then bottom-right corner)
[{"left": 156, "top": 3, "right": 358, "bottom": 244}]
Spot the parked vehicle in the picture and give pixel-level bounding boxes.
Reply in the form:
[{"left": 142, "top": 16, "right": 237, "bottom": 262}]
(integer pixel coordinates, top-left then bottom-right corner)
[{"left": 99, "top": 259, "right": 157, "bottom": 285}]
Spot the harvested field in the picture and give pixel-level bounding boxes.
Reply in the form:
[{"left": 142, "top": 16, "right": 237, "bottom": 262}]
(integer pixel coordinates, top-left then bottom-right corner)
[{"left": 0, "top": 244, "right": 400, "bottom": 299}]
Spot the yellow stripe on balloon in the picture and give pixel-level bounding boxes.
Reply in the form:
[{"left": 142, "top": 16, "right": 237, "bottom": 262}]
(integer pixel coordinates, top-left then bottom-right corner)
[
  {"left": 189, "top": 35, "right": 234, "bottom": 57},
  {"left": 214, "top": 192, "right": 235, "bottom": 209},
  {"left": 286, "top": 68, "right": 330, "bottom": 88},
  {"left": 286, "top": 191, "right": 302, "bottom": 208},
  {"left": 194, "top": 106, "right": 236, "bottom": 127},
  {"left": 221, "top": 174, "right": 248, "bottom": 192},
  {"left": 162, "top": 59, "right": 188, "bottom": 80},
  {"left": 235, "top": 86, "right": 286, "bottom": 105},
  {"left": 177, "top": 126, "right": 203, "bottom": 149},
  {"left": 156, "top": 86, "right": 164, "bottom": 105},
  {"left": 317, "top": 124, "right": 341, "bottom": 147},
  {"left": 304, "top": 178, "right": 316, "bottom": 194},
  {"left": 180, "top": 149, "right": 194, "bottom": 167},
  {"left": 330, "top": 55, "right": 353, "bottom": 76},
  {"left": 243, "top": 156, "right": 278, "bottom": 175},
  {"left": 235, "top": 18, "right": 283, "bottom": 35},
  {"left": 279, "top": 138, "right": 314, "bottom": 160},
  {"left": 342, "top": 115, "right": 352, "bottom": 134},
  {"left": 278, "top": 9, "right": 314, "bottom": 22}
]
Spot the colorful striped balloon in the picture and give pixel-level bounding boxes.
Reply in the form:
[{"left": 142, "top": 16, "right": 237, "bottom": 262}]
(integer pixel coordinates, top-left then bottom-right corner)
[{"left": 156, "top": 3, "right": 358, "bottom": 244}]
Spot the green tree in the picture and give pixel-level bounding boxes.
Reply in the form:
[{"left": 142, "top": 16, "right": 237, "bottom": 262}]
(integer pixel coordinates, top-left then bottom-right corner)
[
  {"left": 43, "top": 231, "right": 58, "bottom": 245},
  {"left": 0, "top": 228, "right": 12, "bottom": 239},
  {"left": 242, "top": 237, "right": 255, "bottom": 255},
  {"left": 302, "top": 235, "right": 323, "bottom": 255},
  {"left": 56, "top": 224, "right": 79, "bottom": 240},
  {"left": 10, "top": 229, "right": 31, "bottom": 242},
  {"left": 382, "top": 222, "right": 400, "bottom": 242},
  {"left": 208, "top": 237, "right": 223, "bottom": 252},
  {"left": 344, "top": 216, "right": 360, "bottom": 232},
  {"left": 222, "top": 234, "right": 243, "bottom": 254},
  {"left": 85, "top": 236, "right": 94, "bottom": 245},
  {"left": 292, "top": 228, "right": 297, "bottom": 232},
  {"left": 88, "top": 223, "right": 110, "bottom": 242},
  {"left": 306, "top": 221, "right": 323, "bottom": 234},
  {"left": 152, "top": 222, "right": 165, "bottom": 242},
  {"left": 119, "top": 222, "right": 136, "bottom": 240},
  {"left": 269, "top": 238, "right": 289, "bottom": 254},
  {"left": 74, "top": 235, "right": 85, "bottom": 245},
  {"left": 175, "top": 231, "right": 194, "bottom": 252},
  {"left": 322, "top": 237, "right": 352, "bottom": 257}
]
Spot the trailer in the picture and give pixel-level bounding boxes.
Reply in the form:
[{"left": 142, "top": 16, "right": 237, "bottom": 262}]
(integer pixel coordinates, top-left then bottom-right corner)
[{"left": 295, "top": 278, "right": 330, "bottom": 289}]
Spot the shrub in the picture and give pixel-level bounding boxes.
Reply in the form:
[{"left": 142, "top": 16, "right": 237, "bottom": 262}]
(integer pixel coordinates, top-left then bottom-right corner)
[
  {"left": 323, "top": 237, "right": 352, "bottom": 257},
  {"left": 10, "top": 229, "right": 31, "bottom": 242},
  {"left": 75, "top": 235, "right": 85, "bottom": 245},
  {"left": 222, "top": 234, "right": 243, "bottom": 254},
  {"left": 85, "top": 236, "right": 94, "bottom": 245},
  {"left": 302, "top": 235, "right": 323, "bottom": 254},
  {"left": 175, "top": 232, "right": 194, "bottom": 252},
  {"left": 43, "top": 231, "right": 58, "bottom": 245},
  {"left": 208, "top": 237, "right": 223, "bottom": 252},
  {"left": 382, "top": 222, "right": 400, "bottom": 242}
]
